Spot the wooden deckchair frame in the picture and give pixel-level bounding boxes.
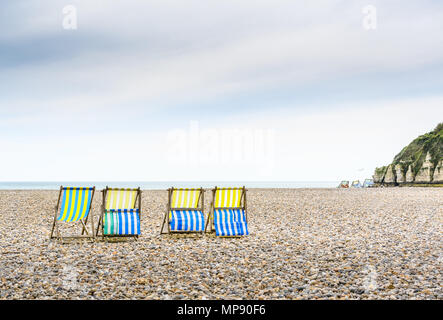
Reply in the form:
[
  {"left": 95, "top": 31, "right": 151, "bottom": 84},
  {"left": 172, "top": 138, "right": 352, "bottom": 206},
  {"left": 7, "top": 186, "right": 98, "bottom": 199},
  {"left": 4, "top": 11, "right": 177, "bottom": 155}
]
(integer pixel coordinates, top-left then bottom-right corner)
[
  {"left": 50, "top": 186, "right": 96, "bottom": 242},
  {"left": 96, "top": 186, "right": 142, "bottom": 239},
  {"left": 204, "top": 186, "right": 248, "bottom": 237},
  {"left": 160, "top": 187, "right": 205, "bottom": 234}
]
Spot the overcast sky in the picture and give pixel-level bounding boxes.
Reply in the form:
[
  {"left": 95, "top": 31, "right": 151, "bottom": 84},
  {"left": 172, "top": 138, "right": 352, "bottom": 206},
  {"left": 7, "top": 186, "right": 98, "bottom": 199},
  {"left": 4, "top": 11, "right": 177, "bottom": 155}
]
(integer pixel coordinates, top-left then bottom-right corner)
[{"left": 1, "top": 0, "right": 442, "bottom": 182}]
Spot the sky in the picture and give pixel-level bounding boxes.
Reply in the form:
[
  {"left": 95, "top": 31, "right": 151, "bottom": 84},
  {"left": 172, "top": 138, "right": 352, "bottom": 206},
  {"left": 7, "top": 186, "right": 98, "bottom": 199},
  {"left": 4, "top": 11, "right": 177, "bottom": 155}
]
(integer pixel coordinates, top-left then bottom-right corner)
[{"left": 1, "top": 0, "right": 442, "bottom": 182}]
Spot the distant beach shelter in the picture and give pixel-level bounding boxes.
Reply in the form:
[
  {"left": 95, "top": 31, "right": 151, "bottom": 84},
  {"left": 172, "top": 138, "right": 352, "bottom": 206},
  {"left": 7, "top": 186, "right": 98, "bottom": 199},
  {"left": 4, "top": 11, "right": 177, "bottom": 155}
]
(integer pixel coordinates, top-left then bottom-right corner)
[
  {"left": 351, "top": 180, "right": 362, "bottom": 188},
  {"left": 338, "top": 180, "right": 349, "bottom": 188},
  {"left": 363, "top": 179, "right": 374, "bottom": 188}
]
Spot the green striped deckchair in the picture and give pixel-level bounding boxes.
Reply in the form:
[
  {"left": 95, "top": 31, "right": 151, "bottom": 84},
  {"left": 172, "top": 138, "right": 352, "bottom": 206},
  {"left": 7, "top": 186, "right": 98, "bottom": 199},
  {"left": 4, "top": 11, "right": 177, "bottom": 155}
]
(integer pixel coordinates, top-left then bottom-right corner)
[
  {"left": 96, "top": 187, "right": 142, "bottom": 239},
  {"left": 50, "top": 186, "right": 96, "bottom": 242}
]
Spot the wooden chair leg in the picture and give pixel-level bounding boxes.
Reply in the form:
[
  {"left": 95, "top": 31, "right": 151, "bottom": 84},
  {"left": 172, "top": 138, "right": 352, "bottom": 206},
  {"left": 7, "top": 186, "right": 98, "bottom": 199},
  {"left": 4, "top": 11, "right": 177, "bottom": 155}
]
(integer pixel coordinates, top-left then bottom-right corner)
[{"left": 160, "top": 212, "right": 168, "bottom": 234}]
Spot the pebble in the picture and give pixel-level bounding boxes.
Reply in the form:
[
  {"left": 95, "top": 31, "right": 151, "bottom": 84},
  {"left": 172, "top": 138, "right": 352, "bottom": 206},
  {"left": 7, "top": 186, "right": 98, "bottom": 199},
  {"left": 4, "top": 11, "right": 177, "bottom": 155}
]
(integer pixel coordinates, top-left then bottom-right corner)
[{"left": 0, "top": 188, "right": 441, "bottom": 299}]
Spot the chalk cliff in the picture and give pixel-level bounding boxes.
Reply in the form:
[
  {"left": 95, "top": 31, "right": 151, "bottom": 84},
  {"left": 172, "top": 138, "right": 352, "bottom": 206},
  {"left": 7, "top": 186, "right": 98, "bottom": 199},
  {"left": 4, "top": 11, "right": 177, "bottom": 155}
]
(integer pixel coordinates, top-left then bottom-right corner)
[{"left": 373, "top": 123, "right": 442, "bottom": 185}]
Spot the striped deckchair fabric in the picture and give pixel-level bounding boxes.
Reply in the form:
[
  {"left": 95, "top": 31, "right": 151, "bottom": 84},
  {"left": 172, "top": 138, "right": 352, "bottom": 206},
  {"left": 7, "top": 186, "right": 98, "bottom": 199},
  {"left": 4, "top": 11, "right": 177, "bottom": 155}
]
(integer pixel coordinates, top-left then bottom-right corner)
[
  {"left": 105, "top": 189, "right": 138, "bottom": 210},
  {"left": 171, "top": 189, "right": 200, "bottom": 208},
  {"left": 214, "top": 188, "right": 242, "bottom": 208},
  {"left": 214, "top": 209, "right": 249, "bottom": 236},
  {"left": 57, "top": 187, "right": 94, "bottom": 222},
  {"left": 97, "top": 187, "right": 141, "bottom": 238},
  {"left": 50, "top": 186, "right": 96, "bottom": 241},
  {"left": 103, "top": 209, "right": 140, "bottom": 235},
  {"left": 206, "top": 186, "right": 249, "bottom": 237},
  {"left": 170, "top": 210, "right": 205, "bottom": 232},
  {"left": 161, "top": 187, "right": 205, "bottom": 234}
]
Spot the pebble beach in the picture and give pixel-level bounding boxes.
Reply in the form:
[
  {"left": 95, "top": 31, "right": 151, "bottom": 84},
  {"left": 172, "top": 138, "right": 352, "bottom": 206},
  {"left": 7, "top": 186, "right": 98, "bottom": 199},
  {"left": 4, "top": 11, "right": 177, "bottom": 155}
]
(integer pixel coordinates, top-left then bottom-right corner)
[{"left": 0, "top": 188, "right": 441, "bottom": 300}]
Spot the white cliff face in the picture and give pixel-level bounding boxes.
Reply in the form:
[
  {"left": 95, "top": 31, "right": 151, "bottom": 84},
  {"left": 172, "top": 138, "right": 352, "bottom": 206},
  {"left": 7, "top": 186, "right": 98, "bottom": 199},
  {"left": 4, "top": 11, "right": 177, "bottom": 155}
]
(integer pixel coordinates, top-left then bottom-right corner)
[
  {"left": 433, "top": 160, "right": 443, "bottom": 183},
  {"left": 395, "top": 164, "right": 405, "bottom": 183},
  {"left": 384, "top": 165, "right": 396, "bottom": 184},
  {"left": 414, "top": 152, "right": 434, "bottom": 183},
  {"left": 373, "top": 168, "right": 386, "bottom": 183},
  {"left": 405, "top": 165, "right": 414, "bottom": 183}
]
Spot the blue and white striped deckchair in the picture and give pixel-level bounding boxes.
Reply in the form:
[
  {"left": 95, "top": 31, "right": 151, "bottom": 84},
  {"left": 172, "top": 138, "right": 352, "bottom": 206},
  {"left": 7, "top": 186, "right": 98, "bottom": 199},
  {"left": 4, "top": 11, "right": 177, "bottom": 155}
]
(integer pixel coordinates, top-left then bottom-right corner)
[
  {"left": 160, "top": 188, "right": 205, "bottom": 234},
  {"left": 97, "top": 187, "right": 141, "bottom": 238},
  {"left": 206, "top": 186, "right": 249, "bottom": 237},
  {"left": 50, "top": 186, "right": 96, "bottom": 241}
]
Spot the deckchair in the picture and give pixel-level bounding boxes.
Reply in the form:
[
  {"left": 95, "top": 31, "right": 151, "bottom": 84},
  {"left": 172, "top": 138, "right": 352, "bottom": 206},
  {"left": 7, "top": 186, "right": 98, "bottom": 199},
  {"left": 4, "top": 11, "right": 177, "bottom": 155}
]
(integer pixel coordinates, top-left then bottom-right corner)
[
  {"left": 363, "top": 179, "right": 374, "bottom": 188},
  {"left": 351, "top": 180, "right": 362, "bottom": 188},
  {"left": 50, "top": 186, "right": 96, "bottom": 241},
  {"left": 205, "top": 186, "right": 249, "bottom": 237},
  {"left": 160, "top": 187, "right": 205, "bottom": 234},
  {"left": 96, "top": 187, "right": 141, "bottom": 239},
  {"left": 338, "top": 180, "right": 349, "bottom": 188}
]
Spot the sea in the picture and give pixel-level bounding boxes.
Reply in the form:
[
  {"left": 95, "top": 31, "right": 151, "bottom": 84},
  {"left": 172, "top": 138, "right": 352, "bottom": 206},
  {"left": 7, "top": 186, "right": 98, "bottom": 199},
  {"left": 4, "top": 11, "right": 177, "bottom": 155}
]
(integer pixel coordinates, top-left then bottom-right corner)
[{"left": 0, "top": 181, "right": 339, "bottom": 190}]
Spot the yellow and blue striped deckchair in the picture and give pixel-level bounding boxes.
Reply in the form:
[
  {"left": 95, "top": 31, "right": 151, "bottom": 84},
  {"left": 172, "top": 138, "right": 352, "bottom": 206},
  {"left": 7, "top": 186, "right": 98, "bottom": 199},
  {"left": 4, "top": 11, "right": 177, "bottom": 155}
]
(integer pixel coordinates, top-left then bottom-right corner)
[
  {"left": 96, "top": 187, "right": 141, "bottom": 238},
  {"left": 50, "top": 186, "right": 96, "bottom": 241},
  {"left": 351, "top": 180, "right": 362, "bottom": 188},
  {"left": 160, "top": 187, "right": 205, "bottom": 234},
  {"left": 205, "top": 186, "right": 249, "bottom": 237}
]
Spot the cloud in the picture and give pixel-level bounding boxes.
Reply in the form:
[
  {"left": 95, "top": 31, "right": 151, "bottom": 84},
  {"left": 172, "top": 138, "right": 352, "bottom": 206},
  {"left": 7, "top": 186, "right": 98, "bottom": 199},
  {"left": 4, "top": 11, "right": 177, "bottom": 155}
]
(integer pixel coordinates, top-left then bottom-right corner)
[
  {"left": 0, "top": 1, "right": 442, "bottom": 181},
  {"left": 1, "top": 1, "right": 443, "bottom": 114}
]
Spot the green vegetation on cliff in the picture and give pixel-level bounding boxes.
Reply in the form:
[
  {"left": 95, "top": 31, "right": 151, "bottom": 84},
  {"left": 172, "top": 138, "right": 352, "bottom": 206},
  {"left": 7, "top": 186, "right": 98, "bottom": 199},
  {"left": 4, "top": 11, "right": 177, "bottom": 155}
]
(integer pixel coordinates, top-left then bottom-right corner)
[
  {"left": 374, "top": 166, "right": 387, "bottom": 177},
  {"left": 374, "top": 123, "right": 443, "bottom": 182},
  {"left": 391, "top": 123, "right": 443, "bottom": 176}
]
